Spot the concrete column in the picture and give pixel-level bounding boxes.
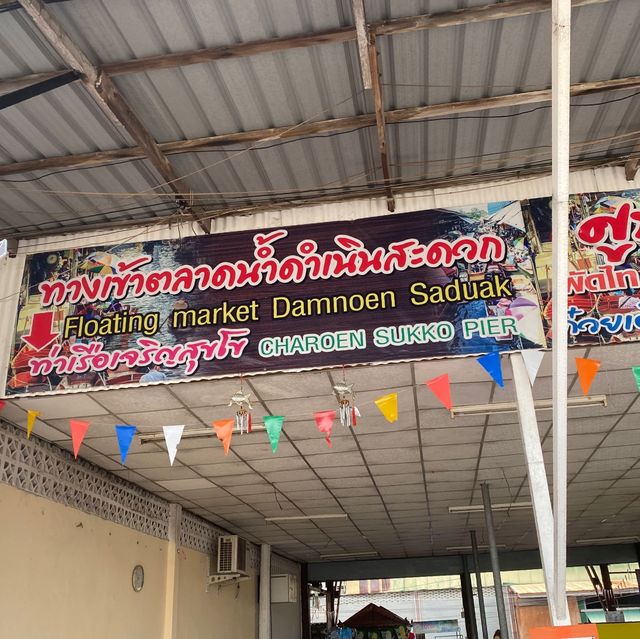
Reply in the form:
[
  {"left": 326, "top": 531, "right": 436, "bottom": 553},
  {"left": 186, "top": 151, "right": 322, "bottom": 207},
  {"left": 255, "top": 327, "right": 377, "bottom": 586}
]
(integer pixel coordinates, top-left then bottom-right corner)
[
  {"left": 481, "top": 483, "right": 509, "bottom": 639},
  {"left": 259, "top": 544, "right": 271, "bottom": 639},
  {"left": 163, "top": 503, "right": 182, "bottom": 639}
]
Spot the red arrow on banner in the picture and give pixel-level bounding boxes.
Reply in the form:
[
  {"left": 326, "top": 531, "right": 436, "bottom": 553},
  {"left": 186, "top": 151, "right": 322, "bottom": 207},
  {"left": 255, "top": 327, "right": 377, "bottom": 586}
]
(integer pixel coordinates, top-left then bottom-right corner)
[{"left": 21, "top": 311, "right": 58, "bottom": 351}]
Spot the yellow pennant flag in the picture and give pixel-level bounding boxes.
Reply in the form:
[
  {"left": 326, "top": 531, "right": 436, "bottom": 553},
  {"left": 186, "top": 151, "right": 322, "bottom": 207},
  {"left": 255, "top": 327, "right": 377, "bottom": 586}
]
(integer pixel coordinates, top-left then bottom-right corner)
[
  {"left": 374, "top": 393, "right": 398, "bottom": 423},
  {"left": 26, "top": 410, "right": 40, "bottom": 439}
]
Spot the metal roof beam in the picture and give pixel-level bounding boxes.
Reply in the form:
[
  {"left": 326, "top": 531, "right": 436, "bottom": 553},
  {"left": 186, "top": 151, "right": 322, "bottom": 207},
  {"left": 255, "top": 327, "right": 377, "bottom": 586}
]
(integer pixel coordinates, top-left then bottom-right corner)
[
  {"left": 308, "top": 543, "right": 640, "bottom": 581},
  {"left": 16, "top": 0, "right": 211, "bottom": 233},
  {"left": 0, "top": 69, "right": 79, "bottom": 109},
  {"left": 1, "top": 73, "right": 638, "bottom": 178},
  {"left": 0, "top": 70, "right": 70, "bottom": 95}
]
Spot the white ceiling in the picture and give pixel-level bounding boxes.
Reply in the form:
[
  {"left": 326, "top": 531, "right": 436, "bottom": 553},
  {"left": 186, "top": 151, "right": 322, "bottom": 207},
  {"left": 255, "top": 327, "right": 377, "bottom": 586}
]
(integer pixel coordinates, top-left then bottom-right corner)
[{"left": 3, "top": 342, "right": 640, "bottom": 563}]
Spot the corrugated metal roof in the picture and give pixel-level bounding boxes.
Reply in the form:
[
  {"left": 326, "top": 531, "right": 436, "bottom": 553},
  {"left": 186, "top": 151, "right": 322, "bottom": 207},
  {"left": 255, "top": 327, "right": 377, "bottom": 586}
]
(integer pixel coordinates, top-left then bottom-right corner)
[{"left": 0, "top": 0, "right": 638, "bottom": 237}]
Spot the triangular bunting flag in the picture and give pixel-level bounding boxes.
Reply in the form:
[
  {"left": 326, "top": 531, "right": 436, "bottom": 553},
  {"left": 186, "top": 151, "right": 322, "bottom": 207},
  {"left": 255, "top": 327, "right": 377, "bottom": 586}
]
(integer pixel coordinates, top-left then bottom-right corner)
[
  {"left": 426, "top": 374, "right": 452, "bottom": 410},
  {"left": 213, "top": 419, "right": 234, "bottom": 456},
  {"left": 632, "top": 366, "right": 640, "bottom": 392},
  {"left": 264, "top": 416, "right": 284, "bottom": 454},
  {"left": 575, "top": 357, "right": 600, "bottom": 396},
  {"left": 162, "top": 425, "right": 184, "bottom": 465},
  {"left": 0, "top": 399, "right": 6, "bottom": 411},
  {"left": 115, "top": 425, "right": 137, "bottom": 464},
  {"left": 70, "top": 419, "right": 90, "bottom": 458},
  {"left": 26, "top": 409, "right": 40, "bottom": 439},
  {"left": 314, "top": 410, "right": 336, "bottom": 447},
  {"left": 477, "top": 352, "right": 504, "bottom": 387},
  {"left": 521, "top": 349, "right": 544, "bottom": 386},
  {"left": 375, "top": 393, "right": 398, "bottom": 423}
]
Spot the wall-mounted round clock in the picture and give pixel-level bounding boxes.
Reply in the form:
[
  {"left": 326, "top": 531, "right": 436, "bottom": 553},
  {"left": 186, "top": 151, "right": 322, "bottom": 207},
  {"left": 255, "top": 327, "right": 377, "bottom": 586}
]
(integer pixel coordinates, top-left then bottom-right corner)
[{"left": 132, "top": 565, "right": 145, "bottom": 592}]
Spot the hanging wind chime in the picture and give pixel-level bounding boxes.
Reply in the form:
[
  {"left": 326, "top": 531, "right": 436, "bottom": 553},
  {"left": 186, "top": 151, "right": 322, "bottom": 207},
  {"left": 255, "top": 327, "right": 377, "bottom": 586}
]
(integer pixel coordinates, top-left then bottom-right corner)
[
  {"left": 228, "top": 383, "right": 253, "bottom": 434},
  {"left": 333, "top": 374, "right": 358, "bottom": 428}
]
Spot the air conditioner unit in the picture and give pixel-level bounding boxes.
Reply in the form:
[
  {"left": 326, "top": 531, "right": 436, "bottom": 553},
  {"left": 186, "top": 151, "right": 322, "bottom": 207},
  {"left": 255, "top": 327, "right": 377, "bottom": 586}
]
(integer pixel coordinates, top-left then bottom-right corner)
[{"left": 217, "top": 535, "right": 247, "bottom": 575}]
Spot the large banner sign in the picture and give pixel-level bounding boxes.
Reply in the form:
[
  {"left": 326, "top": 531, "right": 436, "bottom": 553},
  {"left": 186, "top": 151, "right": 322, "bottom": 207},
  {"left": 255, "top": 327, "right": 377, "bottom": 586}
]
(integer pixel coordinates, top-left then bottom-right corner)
[{"left": 4, "top": 189, "right": 640, "bottom": 395}]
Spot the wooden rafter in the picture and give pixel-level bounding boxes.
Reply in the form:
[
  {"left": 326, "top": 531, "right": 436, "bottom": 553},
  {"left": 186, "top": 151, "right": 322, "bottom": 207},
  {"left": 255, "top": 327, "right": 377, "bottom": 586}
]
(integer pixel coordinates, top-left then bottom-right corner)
[
  {"left": 16, "top": 0, "right": 212, "bottom": 233},
  {"left": 351, "top": 0, "right": 394, "bottom": 211},
  {"left": 1, "top": 74, "right": 639, "bottom": 178},
  {"left": 95, "top": 0, "right": 610, "bottom": 77},
  {"left": 367, "top": 33, "right": 395, "bottom": 212},
  {"left": 351, "top": 0, "right": 372, "bottom": 90}
]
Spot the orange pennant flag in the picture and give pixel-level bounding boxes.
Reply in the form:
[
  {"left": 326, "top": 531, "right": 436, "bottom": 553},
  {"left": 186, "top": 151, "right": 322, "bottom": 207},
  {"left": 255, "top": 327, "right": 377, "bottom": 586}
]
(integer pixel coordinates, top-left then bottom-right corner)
[
  {"left": 575, "top": 357, "right": 600, "bottom": 396},
  {"left": 26, "top": 409, "right": 40, "bottom": 439},
  {"left": 70, "top": 419, "right": 90, "bottom": 458},
  {"left": 375, "top": 393, "right": 398, "bottom": 423},
  {"left": 213, "top": 419, "right": 234, "bottom": 456}
]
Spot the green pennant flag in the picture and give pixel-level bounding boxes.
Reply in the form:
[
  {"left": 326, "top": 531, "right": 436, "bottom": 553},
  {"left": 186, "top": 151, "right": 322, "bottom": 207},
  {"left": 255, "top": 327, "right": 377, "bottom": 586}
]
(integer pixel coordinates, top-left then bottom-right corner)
[
  {"left": 633, "top": 366, "right": 640, "bottom": 392},
  {"left": 264, "top": 416, "right": 285, "bottom": 454}
]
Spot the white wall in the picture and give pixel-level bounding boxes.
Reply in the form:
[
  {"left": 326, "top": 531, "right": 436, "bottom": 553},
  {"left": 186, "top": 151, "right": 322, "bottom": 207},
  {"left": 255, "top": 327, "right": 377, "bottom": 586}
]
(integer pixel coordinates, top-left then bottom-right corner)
[{"left": 0, "top": 481, "right": 258, "bottom": 639}]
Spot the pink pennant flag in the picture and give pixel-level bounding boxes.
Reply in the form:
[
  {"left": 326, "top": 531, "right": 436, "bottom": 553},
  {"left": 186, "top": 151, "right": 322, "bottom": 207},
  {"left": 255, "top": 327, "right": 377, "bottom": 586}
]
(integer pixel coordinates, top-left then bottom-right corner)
[
  {"left": 70, "top": 419, "right": 90, "bottom": 458},
  {"left": 314, "top": 410, "right": 336, "bottom": 448},
  {"left": 0, "top": 400, "right": 6, "bottom": 411},
  {"left": 426, "top": 374, "right": 452, "bottom": 410}
]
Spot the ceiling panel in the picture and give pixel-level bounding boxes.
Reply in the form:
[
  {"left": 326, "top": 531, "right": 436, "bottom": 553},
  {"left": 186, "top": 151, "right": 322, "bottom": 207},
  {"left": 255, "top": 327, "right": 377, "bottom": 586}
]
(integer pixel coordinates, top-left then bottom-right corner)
[{"left": 6, "top": 343, "right": 640, "bottom": 560}]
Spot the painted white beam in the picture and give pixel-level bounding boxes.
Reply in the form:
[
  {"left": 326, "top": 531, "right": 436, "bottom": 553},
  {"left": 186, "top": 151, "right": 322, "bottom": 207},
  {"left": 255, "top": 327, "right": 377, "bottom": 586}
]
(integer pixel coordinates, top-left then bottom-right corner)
[
  {"left": 551, "top": 0, "right": 572, "bottom": 626},
  {"left": 511, "top": 352, "right": 563, "bottom": 623}
]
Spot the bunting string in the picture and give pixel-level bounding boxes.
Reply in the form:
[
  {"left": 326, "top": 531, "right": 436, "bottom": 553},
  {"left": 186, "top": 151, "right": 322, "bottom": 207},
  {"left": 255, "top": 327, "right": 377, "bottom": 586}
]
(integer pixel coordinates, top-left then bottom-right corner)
[{"left": 2, "top": 349, "right": 612, "bottom": 464}]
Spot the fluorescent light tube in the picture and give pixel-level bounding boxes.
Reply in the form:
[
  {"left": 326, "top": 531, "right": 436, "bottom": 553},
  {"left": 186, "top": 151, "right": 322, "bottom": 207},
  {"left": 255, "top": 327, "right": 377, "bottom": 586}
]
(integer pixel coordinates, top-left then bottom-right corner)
[
  {"left": 446, "top": 545, "right": 506, "bottom": 552},
  {"left": 575, "top": 536, "right": 639, "bottom": 545},
  {"left": 320, "top": 551, "right": 379, "bottom": 559},
  {"left": 265, "top": 514, "right": 348, "bottom": 522},
  {"left": 450, "top": 395, "right": 607, "bottom": 417},
  {"left": 449, "top": 501, "right": 532, "bottom": 514},
  {"left": 140, "top": 425, "right": 265, "bottom": 444}
]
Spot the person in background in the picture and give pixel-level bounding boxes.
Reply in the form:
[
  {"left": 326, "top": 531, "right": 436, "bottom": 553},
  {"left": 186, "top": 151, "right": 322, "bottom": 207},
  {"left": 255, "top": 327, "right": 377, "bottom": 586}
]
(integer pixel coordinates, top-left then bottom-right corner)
[
  {"left": 493, "top": 630, "right": 502, "bottom": 639},
  {"left": 140, "top": 364, "right": 166, "bottom": 383}
]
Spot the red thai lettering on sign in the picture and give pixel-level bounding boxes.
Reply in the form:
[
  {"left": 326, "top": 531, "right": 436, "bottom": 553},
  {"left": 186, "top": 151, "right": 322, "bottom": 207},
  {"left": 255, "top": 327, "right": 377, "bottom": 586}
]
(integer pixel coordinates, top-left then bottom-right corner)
[
  {"left": 37, "top": 230, "right": 507, "bottom": 308},
  {"left": 575, "top": 202, "right": 640, "bottom": 265}
]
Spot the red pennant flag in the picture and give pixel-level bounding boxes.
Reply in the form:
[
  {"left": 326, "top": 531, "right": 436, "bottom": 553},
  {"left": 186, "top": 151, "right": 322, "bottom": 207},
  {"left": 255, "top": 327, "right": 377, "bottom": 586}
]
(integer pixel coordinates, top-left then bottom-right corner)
[
  {"left": 315, "top": 410, "right": 336, "bottom": 448},
  {"left": 213, "top": 419, "right": 234, "bottom": 455},
  {"left": 575, "top": 357, "right": 601, "bottom": 396},
  {"left": 70, "top": 419, "right": 90, "bottom": 458},
  {"left": 426, "top": 374, "right": 452, "bottom": 410},
  {"left": 0, "top": 400, "right": 6, "bottom": 411}
]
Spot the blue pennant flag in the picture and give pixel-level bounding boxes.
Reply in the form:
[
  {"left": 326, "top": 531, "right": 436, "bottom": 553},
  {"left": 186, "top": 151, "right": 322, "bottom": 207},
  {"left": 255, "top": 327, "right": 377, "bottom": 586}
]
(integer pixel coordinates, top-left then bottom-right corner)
[
  {"left": 477, "top": 352, "right": 504, "bottom": 387},
  {"left": 115, "top": 425, "right": 137, "bottom": 464}
]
